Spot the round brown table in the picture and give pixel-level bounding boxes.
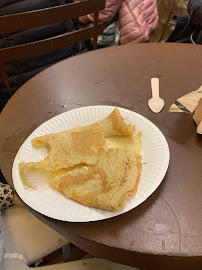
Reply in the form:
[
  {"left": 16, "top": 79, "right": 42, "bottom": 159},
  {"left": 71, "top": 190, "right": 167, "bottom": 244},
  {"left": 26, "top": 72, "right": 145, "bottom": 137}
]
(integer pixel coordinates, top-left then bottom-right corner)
[{"left": 0, "top": 43, "right": 202, "bottom": 270}]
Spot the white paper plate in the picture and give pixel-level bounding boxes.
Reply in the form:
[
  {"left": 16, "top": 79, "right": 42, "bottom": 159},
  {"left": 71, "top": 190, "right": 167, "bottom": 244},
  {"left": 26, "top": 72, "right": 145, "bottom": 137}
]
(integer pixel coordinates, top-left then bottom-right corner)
[{"left": 13, "top": 106, "right": 169, "bottom": 222}]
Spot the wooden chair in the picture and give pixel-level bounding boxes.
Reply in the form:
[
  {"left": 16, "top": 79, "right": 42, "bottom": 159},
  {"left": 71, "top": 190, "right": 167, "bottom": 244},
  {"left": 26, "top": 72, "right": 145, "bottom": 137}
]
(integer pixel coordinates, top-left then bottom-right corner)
[
  {"left": 0, "top": 205, "right": 70, "bottom": 267},
  {"left": 0, "top": 0, "right": 105, "bottom": 96},
  {"left": 0, "top": 205, "right": 139, "bottom": 270},
  {"left": 158, "top": 0, "right": 176, "bottom": 42}
]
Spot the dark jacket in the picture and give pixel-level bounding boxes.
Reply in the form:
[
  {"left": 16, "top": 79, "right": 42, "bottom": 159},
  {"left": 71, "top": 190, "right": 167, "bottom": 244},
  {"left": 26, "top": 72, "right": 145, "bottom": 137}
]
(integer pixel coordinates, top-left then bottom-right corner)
[
  {"left": 0, "top": 0, "right": 87, "bottom": 110},
  {"left": 188, "top": 0, "right": 202, "bottom": 27},
  {"left": 167, "top": 0, "right": 202, "bottom": 45}
]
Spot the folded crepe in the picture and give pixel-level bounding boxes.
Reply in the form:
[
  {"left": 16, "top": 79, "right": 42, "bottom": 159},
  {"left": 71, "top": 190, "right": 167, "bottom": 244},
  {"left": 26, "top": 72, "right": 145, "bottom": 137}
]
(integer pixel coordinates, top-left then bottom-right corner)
[
  {"left": 98, "top": 108, "right": 135, "bottom": 137},
  {"left": 19, "top": 109, "right": 136, "bottom": 188},
  {"left": 18, "top": 108, "right": 142, "bottom": 211},
  {"left": 49, "top": 148, "right": 142, "bottom": 211}
]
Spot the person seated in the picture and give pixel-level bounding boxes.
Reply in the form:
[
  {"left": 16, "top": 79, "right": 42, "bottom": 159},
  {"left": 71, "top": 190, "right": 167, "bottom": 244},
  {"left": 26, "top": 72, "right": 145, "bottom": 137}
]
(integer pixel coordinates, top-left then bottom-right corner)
[
  {"left": 167, "top": 0, "right": 202, "bottom": 44},
  {"left": 79, "top": 0, "right": 158, "bottom": 45},
  {"left": 0, "top": 0, "right": 87, "bottom": 111}
]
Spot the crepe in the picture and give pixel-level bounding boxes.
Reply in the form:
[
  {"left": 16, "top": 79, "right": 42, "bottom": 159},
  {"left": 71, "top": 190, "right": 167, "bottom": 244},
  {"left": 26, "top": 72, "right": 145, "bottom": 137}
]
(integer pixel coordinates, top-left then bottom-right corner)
[
  {"left": 98, "top": 108, "right": 135, "bottom": 137},
  {"left": 19, "top": 125, "right": 105, "bottom": 188},
  {"left": 49, "top": 148, "right": 142, "bottom": 210},
  {"left": 105, "top": 131, "right": 142, "bottom": 154},
  {"left": 19, "top": 109, "right": 136, "bottom": 188},
  {"left": 18, "top": 108, "right": 142, "bottom": 211}
]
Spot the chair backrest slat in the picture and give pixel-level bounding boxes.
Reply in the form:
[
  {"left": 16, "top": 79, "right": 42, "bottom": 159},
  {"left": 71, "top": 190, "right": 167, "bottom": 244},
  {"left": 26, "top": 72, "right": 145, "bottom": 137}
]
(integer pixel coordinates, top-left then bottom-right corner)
[
  {"left": 0, "top": 0, "right": 105, "bottom": 35},
  {"left": 0, "top": 24, "right": 103, "bottom": 63},
  {"left": 0, "top": 0, "right": 105, "bottom": 96}
]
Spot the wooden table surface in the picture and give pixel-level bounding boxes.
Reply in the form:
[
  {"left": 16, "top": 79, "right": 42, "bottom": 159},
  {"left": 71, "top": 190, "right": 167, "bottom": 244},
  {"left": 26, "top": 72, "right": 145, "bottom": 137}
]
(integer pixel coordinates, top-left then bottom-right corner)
[{"left": 0, "top": 43, "right": 202, "bottom": 270}]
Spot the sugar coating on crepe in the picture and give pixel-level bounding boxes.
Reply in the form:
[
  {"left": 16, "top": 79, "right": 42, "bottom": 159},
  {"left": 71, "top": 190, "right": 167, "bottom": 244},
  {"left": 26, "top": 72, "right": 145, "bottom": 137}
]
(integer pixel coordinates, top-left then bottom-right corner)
[{"left": 49, "top": 148, "right": 142, "bottom": 211}]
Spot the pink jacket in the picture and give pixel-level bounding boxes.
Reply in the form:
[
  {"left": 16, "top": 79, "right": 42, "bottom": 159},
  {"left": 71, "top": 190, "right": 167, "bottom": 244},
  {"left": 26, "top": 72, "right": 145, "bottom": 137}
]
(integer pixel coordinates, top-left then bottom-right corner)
[{"left": 79, "top": 0, "right": 158, "bottom": 44}]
